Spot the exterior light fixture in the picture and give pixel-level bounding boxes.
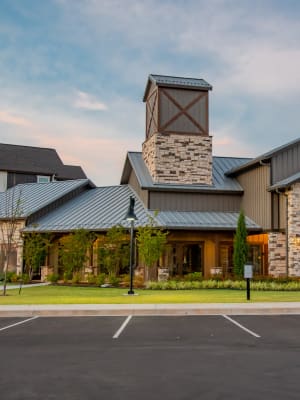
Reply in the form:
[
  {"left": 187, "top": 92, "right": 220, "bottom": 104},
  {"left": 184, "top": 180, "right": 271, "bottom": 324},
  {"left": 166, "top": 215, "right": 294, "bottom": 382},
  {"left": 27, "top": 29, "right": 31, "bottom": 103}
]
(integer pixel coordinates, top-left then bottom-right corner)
[{"left": 125, "top": 196, "right": 137, "bottom": 295}]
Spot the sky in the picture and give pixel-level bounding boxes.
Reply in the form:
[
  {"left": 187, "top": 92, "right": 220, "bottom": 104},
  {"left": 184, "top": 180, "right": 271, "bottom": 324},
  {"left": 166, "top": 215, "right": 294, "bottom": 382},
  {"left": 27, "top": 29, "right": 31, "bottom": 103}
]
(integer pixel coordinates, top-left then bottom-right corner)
[{"left": 1, "top": 0, "right": 300, "bottom": 186}]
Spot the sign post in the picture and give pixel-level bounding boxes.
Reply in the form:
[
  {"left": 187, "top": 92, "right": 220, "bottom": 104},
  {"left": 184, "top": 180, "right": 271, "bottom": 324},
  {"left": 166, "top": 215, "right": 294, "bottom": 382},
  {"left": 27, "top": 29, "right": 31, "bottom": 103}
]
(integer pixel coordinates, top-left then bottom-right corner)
[{"left": 244, "top": 264, "right": 253, "bottom": 301}]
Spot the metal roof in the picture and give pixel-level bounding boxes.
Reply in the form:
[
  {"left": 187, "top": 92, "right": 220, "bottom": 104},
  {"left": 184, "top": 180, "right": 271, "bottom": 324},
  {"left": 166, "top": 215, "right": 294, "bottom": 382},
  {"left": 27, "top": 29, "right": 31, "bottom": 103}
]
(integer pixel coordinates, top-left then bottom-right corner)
[
  {"left": 269, "top": 171, "right": 300, "bottom": 191},
  {"left": 154, "top": 211, "right": 261, "bottom": 231},
  {"left": 23, "top": 184, "right": 260, "bottom": 233},
  {"left": 226, "top": 137, "right": 300, "bottom": 176},
  {"left": 121, "top": 152, "right": 250, "bottom": 192},
  {"left": 143, "top": 74, "right": 212, "bottom": 101},
  {"left": 24, "top": 185, "right": 152, "bottom": 232},
  {"left": 0, "top": 179, "right": 92, "bottom": 218}
]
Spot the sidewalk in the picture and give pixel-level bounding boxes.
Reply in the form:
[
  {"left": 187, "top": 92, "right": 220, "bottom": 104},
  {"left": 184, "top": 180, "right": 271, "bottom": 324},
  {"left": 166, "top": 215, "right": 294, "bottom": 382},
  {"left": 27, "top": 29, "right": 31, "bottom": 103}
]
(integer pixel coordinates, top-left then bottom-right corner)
[{"left": 0, "top": 302, "right": 300, "bottom": 317}]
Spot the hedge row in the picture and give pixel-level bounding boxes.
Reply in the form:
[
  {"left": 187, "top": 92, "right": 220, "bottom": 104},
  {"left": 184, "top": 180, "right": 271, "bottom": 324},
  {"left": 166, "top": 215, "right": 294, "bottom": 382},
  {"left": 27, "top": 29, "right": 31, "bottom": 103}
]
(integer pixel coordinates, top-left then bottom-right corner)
[{"left": 146, "top": 279, "right": 300, "bottom": 291}]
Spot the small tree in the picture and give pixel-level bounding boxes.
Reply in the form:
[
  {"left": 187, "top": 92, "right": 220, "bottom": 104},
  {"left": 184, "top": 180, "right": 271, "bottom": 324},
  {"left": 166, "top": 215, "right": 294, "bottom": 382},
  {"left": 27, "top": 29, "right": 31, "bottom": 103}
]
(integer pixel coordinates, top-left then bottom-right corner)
[
  {"left": 136, "top": 215, "right": 168, "bottom": 281},
  {"left": 59, "top": 229, "right": 94, "bottom": 279},
  {"left": 96, "top": 225, "right": 129, "bottom": 277},
  {"left": 233, "top": 210, "right": 249, "bottom": 278},
  {"left": 0, "top": 187, "right": 23, "bottom": 295},
  {"left": 22, "top": 232, "right": 52, "bottom": 280}
]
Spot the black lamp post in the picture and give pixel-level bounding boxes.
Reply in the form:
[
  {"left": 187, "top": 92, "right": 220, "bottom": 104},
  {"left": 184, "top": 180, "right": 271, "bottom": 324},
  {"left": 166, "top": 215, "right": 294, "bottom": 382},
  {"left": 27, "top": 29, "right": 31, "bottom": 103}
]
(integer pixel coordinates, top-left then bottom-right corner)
[{"left": 124, "top": 196, "right": 137, "bottom": 295}]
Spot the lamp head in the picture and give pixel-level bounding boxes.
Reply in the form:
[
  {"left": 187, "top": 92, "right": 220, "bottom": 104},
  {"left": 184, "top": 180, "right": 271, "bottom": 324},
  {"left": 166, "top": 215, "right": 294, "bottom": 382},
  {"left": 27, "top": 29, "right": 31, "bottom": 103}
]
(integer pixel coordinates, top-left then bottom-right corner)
[{"left": 125, "top": 196, "right": 137, "bottom": 221}]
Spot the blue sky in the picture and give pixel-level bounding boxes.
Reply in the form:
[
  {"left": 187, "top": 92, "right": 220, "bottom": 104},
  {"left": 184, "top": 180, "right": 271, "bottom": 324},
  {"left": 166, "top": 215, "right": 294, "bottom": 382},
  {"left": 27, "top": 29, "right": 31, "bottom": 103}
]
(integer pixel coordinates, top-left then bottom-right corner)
[{"left": 1, "top": 0, "right": 300, "bottom": 185}]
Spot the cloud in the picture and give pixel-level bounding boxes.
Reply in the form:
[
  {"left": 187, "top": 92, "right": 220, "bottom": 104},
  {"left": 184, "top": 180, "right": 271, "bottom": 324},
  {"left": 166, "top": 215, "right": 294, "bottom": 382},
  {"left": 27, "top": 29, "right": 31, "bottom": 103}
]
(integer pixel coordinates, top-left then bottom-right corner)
[
  {"left": 74, "top": 91, "right": 108, "bottom": 111},
  {"left": 0, "top": 110, "right": 33, "bottom": 127}
]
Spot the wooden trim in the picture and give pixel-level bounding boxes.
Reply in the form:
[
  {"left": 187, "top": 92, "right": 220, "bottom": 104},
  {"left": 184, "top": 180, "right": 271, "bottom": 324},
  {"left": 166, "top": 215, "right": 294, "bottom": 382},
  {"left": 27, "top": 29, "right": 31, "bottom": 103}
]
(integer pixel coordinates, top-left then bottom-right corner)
[
  {"left": 146, "top": 90, "right": 158, "bottom": 138},
  {"left": 159, "top": 88, "right": 207, "bottom": 134}
]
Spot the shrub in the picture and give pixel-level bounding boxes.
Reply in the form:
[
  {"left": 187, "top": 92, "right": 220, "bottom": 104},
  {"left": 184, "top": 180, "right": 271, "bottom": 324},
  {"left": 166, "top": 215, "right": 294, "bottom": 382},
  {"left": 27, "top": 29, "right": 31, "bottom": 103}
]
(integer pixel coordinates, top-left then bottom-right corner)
[
  {"left": 72, "top": 273, "right": 81, "bottom": 284},
  {"left": 96, "top": 273, "right": 107, "bottom": 286},
  {"left": 87, "top": 273, "right": 96, "bottom": 285},
  {"left": 184, "top": 272, "right": 203, "bottom": 282},
  {"left": 47, "top": 273, "right": 59, "bottom": 283},
  {"left": 108, "top": 274, "right": 120, "bottom": 287},
  {"left": 63, "top": 271, "right": 72, "bottom": 283},
  {"left": 9, "top": 272, "right": 19, "bottom": 283}
]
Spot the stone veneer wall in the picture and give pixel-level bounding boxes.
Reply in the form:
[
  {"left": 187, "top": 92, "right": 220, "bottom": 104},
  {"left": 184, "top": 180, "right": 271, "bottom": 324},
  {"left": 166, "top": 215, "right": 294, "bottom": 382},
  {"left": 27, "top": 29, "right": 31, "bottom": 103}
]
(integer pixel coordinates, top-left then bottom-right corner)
[
  {"left": 287, "top": 183, "right": 300, "bottom": 276},
  {"left": 268, "top": 232, "right": 286, "bottom": 277},
  {"left": 142, "top": 133, "right": 213, "bottom": 185}
]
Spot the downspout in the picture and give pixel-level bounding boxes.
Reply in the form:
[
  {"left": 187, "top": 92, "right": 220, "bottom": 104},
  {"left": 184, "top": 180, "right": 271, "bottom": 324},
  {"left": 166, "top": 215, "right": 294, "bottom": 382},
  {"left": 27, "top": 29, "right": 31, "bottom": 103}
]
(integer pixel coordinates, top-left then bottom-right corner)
[{"left": 284, "top": 190, "right": 289, "bottom": 277}]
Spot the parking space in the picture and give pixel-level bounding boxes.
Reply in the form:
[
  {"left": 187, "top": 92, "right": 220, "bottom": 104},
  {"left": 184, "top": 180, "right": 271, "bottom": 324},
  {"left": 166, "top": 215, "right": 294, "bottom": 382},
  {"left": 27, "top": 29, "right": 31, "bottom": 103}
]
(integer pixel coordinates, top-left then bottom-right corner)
[{"left": 0, "top": 315, "right": 299, "bottom": 400}]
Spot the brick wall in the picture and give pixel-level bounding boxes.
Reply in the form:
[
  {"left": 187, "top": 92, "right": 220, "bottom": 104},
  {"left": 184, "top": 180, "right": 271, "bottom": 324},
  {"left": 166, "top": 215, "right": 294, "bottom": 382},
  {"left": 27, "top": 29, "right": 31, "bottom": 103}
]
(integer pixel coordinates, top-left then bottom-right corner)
[
  {"left": 142, "top": 133, "right": 213, "bottom": 185},
  {"left": 268, "top": 232, "right": 287, "bottom": 277},
  {"left": 287, "top": 183, "right": 300, "bottom": 276}
]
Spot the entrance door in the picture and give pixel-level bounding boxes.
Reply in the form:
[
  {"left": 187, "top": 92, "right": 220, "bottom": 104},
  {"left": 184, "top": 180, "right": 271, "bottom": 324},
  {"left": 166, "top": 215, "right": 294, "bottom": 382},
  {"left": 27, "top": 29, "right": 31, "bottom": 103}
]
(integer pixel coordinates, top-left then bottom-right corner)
[{"left": 183, "top": 244, "right": 203, "bottom": 274}]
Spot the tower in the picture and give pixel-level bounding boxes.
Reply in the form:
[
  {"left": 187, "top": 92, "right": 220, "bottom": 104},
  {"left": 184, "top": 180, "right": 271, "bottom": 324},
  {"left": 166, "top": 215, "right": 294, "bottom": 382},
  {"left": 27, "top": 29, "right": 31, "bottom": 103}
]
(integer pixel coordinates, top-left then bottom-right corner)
[{"left": 142, "top": 74, "right": 213, "bottom": 185}]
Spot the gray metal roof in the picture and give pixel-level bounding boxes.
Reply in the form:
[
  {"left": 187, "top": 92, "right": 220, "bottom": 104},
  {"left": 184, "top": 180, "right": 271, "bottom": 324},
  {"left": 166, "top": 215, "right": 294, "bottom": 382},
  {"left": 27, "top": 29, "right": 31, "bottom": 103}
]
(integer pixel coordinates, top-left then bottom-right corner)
[
  {"left": 269, "top": 171, "right": 300, "bottom": 191},
  {"left": 0, "top": 179, "right": 92, "bottom": 218},
  {"left": 121, "top": 152, "right": 250, "bottom": 192},
  {"left": 143, "top": 74, "right": 212, "bottom": 101},
  {"left": 0, "top": 143, "right": 87, "bottom": 179},
  {"left": 226, "top": 137, "right": 300, "bottom": 176},
  {"left": 24, "top": 185, "right": 152, "bottom": 232},
  {"left": 155, "top": 211, "right": 261, "bottom": 231},
  {"left": 23, "top": 184, "right": 260, "bottom": 233}
]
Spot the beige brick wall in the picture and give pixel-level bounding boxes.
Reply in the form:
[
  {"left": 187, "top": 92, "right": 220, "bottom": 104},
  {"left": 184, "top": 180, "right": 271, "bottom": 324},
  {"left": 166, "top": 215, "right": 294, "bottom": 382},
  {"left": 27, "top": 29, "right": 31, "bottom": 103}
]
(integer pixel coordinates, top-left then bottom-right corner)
[
  {"left": 142, "top": 133, "right": 213, "bottom": 185},
  {"left": 268, "top": 232, "right": 287, "bottom": 277},
  {"left": 287, "top": 183, "right": 300, "bottom": 276}
]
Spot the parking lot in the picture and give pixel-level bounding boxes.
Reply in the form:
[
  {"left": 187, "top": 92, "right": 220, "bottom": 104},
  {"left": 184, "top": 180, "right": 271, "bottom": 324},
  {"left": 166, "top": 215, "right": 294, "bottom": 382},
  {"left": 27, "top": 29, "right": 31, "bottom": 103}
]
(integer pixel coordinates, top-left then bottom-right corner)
[{"left": 0, "top": 314, "right": 299, "bottom": 399}]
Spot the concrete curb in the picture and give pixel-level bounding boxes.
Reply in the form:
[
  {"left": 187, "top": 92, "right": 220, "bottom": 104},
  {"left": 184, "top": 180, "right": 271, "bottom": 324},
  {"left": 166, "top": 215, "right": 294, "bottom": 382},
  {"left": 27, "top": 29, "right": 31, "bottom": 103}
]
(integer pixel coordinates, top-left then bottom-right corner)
[{"left": 0, "top": 302, "right": 300, "bottom": 317}]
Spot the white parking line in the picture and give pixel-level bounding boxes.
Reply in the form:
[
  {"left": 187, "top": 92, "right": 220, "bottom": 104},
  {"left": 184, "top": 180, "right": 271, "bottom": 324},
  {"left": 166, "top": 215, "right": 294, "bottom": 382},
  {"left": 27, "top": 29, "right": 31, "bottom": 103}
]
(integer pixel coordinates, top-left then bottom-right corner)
[
  {"left": 0, "top": 316, "right": 39, "bottom": 332},
  {"left": 223, "top": 315, "right": 261, "bottom": 338},
  {"left": 113, "top": 315, "right": 132, "bottom": 339}
]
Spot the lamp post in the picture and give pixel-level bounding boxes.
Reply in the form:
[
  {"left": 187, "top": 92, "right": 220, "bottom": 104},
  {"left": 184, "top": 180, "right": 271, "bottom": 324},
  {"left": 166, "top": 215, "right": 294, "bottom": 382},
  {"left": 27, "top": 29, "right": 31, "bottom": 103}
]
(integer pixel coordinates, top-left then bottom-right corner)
[{"left": 125, "top": 196, "right": 137, "bottom": 295}]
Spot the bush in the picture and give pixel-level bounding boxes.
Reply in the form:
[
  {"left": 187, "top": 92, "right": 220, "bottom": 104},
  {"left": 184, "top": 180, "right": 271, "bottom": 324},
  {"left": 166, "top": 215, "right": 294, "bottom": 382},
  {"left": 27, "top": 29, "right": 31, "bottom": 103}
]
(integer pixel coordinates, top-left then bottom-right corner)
[
  {"left": 96, "top": 273, "right": 107, "bottom": 287},
  {"left": 46, "top": 273, "right": 59, "bottom": 283},
  {"left": 108, "top": 274, "right": 120, "bottom": 287},
  {"left": 146, "top": 278, "right": 300, "bottom": 291},
  {"left": 184, "top": 272, "right": 203, "bottom": 282},
  {"left": 72, "top": 273, "right": 81, "bottom": 284},
  {"left": 87, "top": 273, "right": 96, "bottom": 285},
  {"left": 63, "top": 271, "right": 72, "bottom": 283},
  {"left": 9, "top": 272, "right": 19, "bottom": 283}
]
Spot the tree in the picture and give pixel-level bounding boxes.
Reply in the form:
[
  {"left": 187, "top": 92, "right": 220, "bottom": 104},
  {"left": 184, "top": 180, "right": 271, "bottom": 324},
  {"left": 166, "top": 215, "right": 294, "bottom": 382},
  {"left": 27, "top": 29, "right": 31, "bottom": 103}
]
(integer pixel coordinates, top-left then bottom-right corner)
[
  {"left": 233, "top": 210, "right": 249, "bottom": 278},
  {"left": 0, "top": 187, "right": 23, "bottom": 295},
  {"left": 58, "top": 229, "right": 94, "bottom": 278},
  {"left": 136, "top": 215, "right": 168, "bottom": 281},
  {"left": 96, "top": 225, "right": 129, "bottom": 277},
  {"left": 22, "top": 232, "right": 52, "bottom": 280}
]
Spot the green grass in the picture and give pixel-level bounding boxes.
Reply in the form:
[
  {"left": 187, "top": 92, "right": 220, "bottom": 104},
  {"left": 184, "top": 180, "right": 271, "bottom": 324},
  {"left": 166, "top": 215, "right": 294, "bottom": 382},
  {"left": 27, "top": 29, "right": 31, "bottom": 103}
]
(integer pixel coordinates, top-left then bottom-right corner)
[{"left": 0, "top": 285, "right": 299, "bottom": 305}]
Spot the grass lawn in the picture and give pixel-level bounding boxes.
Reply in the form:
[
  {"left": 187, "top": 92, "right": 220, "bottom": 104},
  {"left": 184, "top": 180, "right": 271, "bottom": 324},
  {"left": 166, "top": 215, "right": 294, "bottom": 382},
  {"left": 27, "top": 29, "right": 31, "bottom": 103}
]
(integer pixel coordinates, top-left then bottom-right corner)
[{"left": 0, "top": 285, "right": 299, "bottom": 305}]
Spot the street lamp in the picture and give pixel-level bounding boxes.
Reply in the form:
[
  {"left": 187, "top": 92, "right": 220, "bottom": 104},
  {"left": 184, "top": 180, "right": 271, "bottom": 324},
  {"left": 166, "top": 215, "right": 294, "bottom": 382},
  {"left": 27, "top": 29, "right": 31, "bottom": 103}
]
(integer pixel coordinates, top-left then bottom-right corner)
[{"left": 124, "top": 196, "right": 137, "bottom": 295}]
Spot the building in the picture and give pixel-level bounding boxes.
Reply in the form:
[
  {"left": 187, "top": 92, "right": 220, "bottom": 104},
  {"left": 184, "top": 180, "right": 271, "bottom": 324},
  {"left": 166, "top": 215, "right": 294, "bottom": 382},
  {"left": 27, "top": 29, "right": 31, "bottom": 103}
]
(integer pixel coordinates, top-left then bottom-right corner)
[
  {"left": 0, "top": 143, "right": 87, "bottom": 192},
  {"left": 1, "top": 74, "right": 300, "bottom": 279}
]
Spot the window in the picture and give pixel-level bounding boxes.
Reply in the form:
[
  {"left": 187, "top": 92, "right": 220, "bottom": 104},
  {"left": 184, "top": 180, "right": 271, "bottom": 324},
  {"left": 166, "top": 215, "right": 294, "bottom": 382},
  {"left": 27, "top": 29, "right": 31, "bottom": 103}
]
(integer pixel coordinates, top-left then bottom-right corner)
[{"left": 37, "top": 176, "right": 50, "bottom": 183}]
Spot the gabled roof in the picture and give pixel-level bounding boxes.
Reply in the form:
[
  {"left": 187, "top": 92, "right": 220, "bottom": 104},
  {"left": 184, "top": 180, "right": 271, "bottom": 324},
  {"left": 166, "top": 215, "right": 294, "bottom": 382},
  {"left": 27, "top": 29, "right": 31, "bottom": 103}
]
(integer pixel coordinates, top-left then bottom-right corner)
[
  {"left": 226, "top": 137, "right": 300, "bottom": 177},
  {"left": 0, "top": 143, "right": 87, "bottom": 179},
  {"left": 0, "top": 179, "right": 93, "bottom": 219},
  {"left": 143, "top": 74, "right": 212, "bottom": 101},
  {"left": 23, "top": 184, "right": 260, "bottom": 233},
  {"left": 121, "top": 152, "right": 250, "bottom": 193}
]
